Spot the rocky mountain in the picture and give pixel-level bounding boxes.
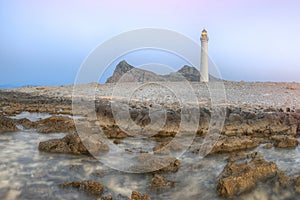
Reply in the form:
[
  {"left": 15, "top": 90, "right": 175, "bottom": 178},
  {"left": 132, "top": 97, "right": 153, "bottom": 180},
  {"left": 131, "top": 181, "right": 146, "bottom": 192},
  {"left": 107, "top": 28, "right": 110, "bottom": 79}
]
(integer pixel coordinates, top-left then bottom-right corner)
[{"left": 106, "top": 60, "right": 220, "bottom": 83}]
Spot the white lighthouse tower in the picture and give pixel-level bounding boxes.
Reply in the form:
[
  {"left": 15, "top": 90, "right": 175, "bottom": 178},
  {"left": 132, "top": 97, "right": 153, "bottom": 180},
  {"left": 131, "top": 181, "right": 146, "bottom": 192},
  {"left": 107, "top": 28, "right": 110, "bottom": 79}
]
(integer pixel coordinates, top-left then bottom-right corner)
[{"left": 200, "top": 29, "right": 209, "bottom": 82}]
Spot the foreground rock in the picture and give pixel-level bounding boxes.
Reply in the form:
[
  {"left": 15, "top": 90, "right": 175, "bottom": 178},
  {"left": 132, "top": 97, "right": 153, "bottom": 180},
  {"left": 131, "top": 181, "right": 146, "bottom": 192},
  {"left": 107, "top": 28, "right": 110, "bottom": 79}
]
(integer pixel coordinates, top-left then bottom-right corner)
[
  {"left": 128, "top": 191, "right": 150, "bottom": 200},
  {"left": 150, "top": 174, "right": 174, "bottom": 188},
  {"left": 130, "top": 154, "right": 180, "bottom": 173},
  {"left": 19, "top": 116, "right": 75, "bottom": 133},
  {"left": 59, "top": 181, "right": 104, "bottom": 196},
  {"left": 210, "top": 136, "right": 260, "bottom": 153},
  {"left": 38, "top": 132, "right": 89, "bottom": 155},
  {"left": 217, "top": 153, "right": 279, "bottom": 197},
  {"left": 271, "top": 135, "right": 299, "bottom": 148},
  {"left": 0, "top": 116, "right": 18, "bottom": 133}
]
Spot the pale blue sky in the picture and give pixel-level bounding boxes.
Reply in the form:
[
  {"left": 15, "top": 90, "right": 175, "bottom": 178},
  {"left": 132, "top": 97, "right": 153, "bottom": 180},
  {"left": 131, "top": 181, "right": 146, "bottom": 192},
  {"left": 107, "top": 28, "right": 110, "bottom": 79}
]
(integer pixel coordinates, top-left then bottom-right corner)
[{"left": 1, "top": 0, "right": 300, "bottom": 86}]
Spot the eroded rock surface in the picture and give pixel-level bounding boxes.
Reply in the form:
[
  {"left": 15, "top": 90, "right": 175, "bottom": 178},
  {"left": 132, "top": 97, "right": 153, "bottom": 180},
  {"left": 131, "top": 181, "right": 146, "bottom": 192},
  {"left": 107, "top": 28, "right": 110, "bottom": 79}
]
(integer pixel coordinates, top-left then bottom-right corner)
[
  {"left": 127, "top": 191, "right": 150, "bottom": 200},
  {"left": 217, "top": 154, "right": 279, "bottom": 197},
  {"left": 38, "top": 132, "right": 90, "bottom": 155},
  {"left": 0, "top": 116, "right": 18, "bottom": 133},
  {"left": 59, "top": 181, "right": 104, "bottom": 196},
  {"left": 150, "top": 174, "right": 174, "bottom": 188}
]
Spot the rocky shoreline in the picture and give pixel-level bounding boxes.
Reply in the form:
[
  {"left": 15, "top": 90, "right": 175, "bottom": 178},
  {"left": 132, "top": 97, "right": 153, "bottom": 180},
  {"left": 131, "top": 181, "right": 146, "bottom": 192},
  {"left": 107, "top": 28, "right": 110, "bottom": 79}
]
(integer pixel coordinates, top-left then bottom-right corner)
[{"left": 1, "top": 81, "right": 300, "bottom": 199}]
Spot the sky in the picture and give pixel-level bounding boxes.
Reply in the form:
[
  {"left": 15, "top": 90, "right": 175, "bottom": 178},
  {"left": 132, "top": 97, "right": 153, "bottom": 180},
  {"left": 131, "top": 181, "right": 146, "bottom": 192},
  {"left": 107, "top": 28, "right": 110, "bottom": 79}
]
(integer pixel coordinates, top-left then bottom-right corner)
[{"left": 1, "top": 0, "right": 300, "bottom": 86}]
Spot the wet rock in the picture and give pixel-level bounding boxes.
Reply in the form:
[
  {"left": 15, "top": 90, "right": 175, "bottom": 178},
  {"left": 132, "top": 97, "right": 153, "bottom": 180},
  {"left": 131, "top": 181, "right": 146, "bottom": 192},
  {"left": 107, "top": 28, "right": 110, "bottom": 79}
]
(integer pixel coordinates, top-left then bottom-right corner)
[
  {"left": 34, "top": 116, "right": 75, "bottom": 133},
  {"left": 210, "top": 136, "right": 259, "bottom": 154},
  {"left": 38, "top": 132, "right": 90, "bottom": 155},
  {"left": 150, "top": 174, "right": 174, "bottom": 188},
  {"left": 130, "top": 154, "right": 180, "bottom": 173},
  {"left": 128, "top": 191, "right": 150, "bottom": 200},
  {"left": 277, "top": 171, "right": 293, "bottom": 188},
  {"left": 227, "top": 151, "right": 261, "bottom": 162},
  {"left": 158, "top": 158, "right": 180, "bottom": 173},
  {"left": 263, "top": 143, "right": 273, "bottom": 149},
  {"left": 217, "top": 156, "right": 279, "bottom": 197},
  {"left": 113, "top": 139, "right": 121, "bottom": 144},
  {"left": 294, "top": 177, "right": 300, "bottom": 193},
  {"left": 97, "top": 195, "right": 114, "bottom": 200},
  {"left": 0, "top": 116, "right": 18, "bottom": 133},
  {"left": 271, "top": 135, "right": 298, "bottom": 148},
  {"left": 59, "top": 181, "right": 104, "bottom": 196},
  {"left": 152, "top": 141, "right": 185, "bottom": 155},
  {"left": 100, "top": 125, "right": 129, "bottom": 139}
]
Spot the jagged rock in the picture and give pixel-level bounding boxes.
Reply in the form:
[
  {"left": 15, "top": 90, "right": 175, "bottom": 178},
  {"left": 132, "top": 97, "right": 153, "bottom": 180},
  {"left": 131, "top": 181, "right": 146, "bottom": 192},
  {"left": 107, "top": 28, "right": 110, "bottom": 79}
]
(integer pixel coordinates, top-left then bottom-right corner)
[
  {"left": 271, "top": 135, "right": 299, "bottom": 148},
  {"left": 59, "top": 181, "right": 104, "bottom": 196},
  {"left": 106, "top": 61, "right": 164, "bottom": 83},
  {"left": 217, "top": 157, "right": 279, "bottom": 197},
  {"left": 34, "top": 116, "right": 75, "bottom": 133},
  {"left": 150, "top": 174, "right": 174, "bottom": 188},
  {"left": 0, "top": 116, "right": 18, "bottom": 133},
  {"left": 227, "top": 151, "right": 261, "bottom": 162},
  {"left": 158, "top": 158, "right": 180, "bottom": 173},
  {"left": 97, "top": 195, "right": 114, "bottom": 200},
  {"left": 210, "top": 136, "right": 260, "bottom": 154},
  {"left": 128, "top": 191, "right": 150, "bottom": 200},
  {"left": 38, "top": 132, "right": 90, "bottom": 155},
  {"left": 106, "top": 60, "right": 220, "bottom": 83}
]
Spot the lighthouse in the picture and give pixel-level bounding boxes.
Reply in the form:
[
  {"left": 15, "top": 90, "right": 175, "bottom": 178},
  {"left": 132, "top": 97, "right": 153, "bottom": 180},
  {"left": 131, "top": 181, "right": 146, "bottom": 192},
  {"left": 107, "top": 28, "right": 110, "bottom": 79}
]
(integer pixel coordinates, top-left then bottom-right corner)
[{"left": 200, "top": 29, "right": 209, "bottom": 82}]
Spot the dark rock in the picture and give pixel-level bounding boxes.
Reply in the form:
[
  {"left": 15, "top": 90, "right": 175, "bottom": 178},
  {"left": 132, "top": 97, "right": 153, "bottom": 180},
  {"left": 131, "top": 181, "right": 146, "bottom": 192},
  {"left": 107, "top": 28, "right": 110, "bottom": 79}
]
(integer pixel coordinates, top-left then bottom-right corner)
[{"left": 113, "top": 139, "right": 121, "bottom": 144}]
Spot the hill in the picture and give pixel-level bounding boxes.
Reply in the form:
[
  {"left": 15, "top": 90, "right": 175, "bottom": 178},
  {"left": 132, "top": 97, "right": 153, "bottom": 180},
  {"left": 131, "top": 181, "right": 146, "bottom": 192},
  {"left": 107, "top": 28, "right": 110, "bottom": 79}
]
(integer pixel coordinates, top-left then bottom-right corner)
[{"left": 106, "top": 60, "right": 220, "bottom": 83}]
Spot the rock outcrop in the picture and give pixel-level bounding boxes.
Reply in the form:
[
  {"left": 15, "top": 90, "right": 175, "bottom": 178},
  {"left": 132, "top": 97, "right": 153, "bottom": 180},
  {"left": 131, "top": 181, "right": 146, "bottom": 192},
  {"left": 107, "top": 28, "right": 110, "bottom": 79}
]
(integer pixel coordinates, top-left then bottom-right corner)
[
  {"left": 38, "top": 132, "right": 90, "bottom": 155},
  {"left": 0, "top": 116, "right": 18, "bottom": 133},
  {"left": 217, "top": 153, "right": 279, "bottom": 197},
  {"left": 24, "top": 116, "right": 75, "bottom": 133},
  {"left": 59, "top": 181, "right": 104, "bottom": 196},
  {"left": 128, "top": 191, "right": 150, "bottom": 200},
  {"left": 150, "top": 174, "right": 174, "bottom": 188}
]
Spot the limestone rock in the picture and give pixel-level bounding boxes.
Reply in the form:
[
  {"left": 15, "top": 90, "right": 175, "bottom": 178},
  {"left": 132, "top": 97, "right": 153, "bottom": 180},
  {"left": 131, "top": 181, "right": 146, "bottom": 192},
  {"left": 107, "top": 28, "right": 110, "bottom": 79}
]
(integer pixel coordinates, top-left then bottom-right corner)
[
  {"left": 97, "top": 195, "right": 114, "bottom": 200},
  {"left": 34, "top": 116, "right": 75, "bottom": 133},
  {"left": 38, "top": 132, "right": 90, "bottom": 155},
  {"left": 217, "top": 157, "right": 279, "bottom": 197},
  {"left": 150, "top": 174, "right": 174, "bottom": 188},
  {"left": 210, "top": 136, "right": 259, "bottom": 154},
  {"left": 271, "top": 135, "right": 299, "bottom": 148},
  {"left": 128, "top": 191, "right": 150, "bottom": 200},
  {"left": 0, "top": 116, "right": 18, "bottom": 133}
]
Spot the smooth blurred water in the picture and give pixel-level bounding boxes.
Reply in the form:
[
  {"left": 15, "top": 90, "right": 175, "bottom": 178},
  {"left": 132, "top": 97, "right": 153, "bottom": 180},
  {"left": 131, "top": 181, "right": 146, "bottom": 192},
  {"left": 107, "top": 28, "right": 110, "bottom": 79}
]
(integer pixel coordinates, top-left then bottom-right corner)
[{"left": 1, "top": 130, "right": 300, "bottom": 199}]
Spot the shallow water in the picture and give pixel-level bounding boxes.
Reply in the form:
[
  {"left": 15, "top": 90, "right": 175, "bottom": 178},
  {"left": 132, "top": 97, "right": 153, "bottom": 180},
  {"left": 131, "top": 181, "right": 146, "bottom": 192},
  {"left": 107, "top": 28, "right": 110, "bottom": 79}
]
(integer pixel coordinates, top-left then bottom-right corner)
[
  {"left": 1, "top": 130, "right": 300, "bottom": 199},
  {"left": 10, "top": 111, "right": 84, "bottom": 122}
]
